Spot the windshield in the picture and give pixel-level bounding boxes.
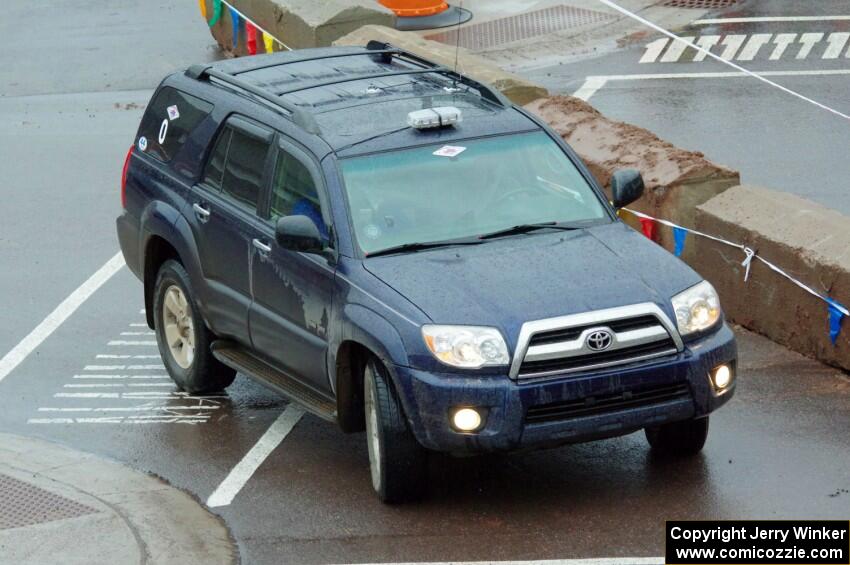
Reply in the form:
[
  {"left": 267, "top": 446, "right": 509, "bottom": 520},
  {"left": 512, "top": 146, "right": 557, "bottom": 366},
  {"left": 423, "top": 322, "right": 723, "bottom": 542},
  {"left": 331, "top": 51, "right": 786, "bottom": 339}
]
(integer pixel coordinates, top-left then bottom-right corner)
[{"left": 339, "top": 131, "right": 610, "bottom": 255}]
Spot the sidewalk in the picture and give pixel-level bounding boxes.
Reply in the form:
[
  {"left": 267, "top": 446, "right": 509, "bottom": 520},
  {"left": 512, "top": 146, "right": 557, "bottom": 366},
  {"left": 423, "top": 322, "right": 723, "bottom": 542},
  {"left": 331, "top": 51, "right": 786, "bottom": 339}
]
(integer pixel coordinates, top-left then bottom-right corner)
[{"left": 0, "top": 433, "right": 235, "bottom": 565}]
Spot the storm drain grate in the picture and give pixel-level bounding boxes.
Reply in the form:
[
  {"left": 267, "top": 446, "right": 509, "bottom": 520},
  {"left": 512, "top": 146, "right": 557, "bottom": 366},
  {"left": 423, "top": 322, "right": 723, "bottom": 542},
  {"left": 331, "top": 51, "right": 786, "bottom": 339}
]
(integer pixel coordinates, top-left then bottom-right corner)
[
  {"left": 425, "top": 5, "right": 617, "bottom": 51},
  {"left": 0, "top": 473, "right": 99, "bottom": 530},
  {"left": 662, "top": 0, "right": 740, "bottom": 8}
]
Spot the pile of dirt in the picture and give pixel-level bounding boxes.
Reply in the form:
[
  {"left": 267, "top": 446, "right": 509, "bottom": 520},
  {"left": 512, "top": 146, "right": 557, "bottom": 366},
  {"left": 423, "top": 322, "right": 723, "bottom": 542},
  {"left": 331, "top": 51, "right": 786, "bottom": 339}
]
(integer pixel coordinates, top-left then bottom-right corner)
[{"left": 524, "top": 95, "right": 739, "bottom": 211}]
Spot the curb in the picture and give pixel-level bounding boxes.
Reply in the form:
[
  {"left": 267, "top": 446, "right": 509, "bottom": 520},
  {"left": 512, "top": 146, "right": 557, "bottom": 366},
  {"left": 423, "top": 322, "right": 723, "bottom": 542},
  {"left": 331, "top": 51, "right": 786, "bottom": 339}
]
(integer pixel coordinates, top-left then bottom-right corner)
[{"left": 0, "top": 433, "right": 236, "bottom": 565}]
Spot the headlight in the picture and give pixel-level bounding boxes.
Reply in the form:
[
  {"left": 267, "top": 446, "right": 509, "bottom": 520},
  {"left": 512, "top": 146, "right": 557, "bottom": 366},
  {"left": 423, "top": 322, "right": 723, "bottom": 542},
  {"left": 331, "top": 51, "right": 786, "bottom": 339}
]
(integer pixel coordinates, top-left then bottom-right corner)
[
  {"left": 671, "top": 280, "right": 721, "bottom": 336},
  {"left": 421, "top": 325, "right": 509, "bottom": 368}
]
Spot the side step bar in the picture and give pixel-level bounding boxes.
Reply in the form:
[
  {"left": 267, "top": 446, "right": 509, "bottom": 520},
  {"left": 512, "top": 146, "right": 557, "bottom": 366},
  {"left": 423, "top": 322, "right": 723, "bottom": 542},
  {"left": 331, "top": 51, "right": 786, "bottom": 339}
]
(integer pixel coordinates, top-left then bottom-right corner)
[{"left": 211, "top": 341, "right": 337, "bottom": 422}]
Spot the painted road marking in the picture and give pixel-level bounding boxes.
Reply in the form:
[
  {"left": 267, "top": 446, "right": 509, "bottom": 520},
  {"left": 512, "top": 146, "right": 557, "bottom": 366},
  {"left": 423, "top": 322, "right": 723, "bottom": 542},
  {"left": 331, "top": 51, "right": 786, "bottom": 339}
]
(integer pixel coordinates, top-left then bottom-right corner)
[
  {"left": 83, "top": 364, "right": 164, "bottom": 371},
  {"left": 207, "top": 404, "right": 305, "bottom": 507},
  {"left": 73, "top": 374, "right": 169, "bottom": 379},
  {"left": 120, "top": 331, "right": 155, "bottom": 336},
  {"left": 640, "top": 32, "right": 850, "bottom": 63},
  {"left": 694, "top": 16, "right": 850, "bottom": 25},
  {"left": 595, "top": 0, "right": 850, "bottom": 120},
  {"left": 350, "top": 558, "right": 664, "bottom": 565},
  {"left": 30, "top": 316, "right": 222, "bottom": 425},
  {"left": 108, "top": 340, "right": 157, "bottom": 346},
  {"left": 0, "top": 252, "right": 124, "bottom": 385},
  {"left": 96, "top": 354, "right": 161, "bottom": 359}
]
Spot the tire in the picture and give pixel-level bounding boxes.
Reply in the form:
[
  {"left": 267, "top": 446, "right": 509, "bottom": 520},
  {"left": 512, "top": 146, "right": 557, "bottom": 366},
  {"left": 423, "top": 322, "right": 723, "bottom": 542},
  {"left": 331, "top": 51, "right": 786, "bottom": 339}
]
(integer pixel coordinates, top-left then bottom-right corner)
[
  {"left": 364, "top": 358, "right": 427, "bottom": 503},
  {"left": 153, "top": 260, "right": 236, "bottom": 394},
  {"left": 645, "top": 416, "right": 709, "bottom": 456}
]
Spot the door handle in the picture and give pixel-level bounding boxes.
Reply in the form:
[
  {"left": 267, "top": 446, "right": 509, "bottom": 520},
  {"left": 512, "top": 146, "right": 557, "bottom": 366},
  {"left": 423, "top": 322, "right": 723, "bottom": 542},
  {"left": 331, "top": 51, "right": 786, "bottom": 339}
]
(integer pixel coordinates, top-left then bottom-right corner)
[
  {"left": 192, "top": 203, "right": 211, "bottom": 222},
  {"left": 252, "top": 238, "right": 272, "bottom": 254}
]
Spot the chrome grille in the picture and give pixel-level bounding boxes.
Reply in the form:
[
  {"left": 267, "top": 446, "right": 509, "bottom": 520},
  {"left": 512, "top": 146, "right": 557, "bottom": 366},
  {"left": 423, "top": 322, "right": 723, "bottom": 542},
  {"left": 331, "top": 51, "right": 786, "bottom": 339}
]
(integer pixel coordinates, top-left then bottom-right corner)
[{"left": 510, "top": 303, "right": 683, "bottom": 381}]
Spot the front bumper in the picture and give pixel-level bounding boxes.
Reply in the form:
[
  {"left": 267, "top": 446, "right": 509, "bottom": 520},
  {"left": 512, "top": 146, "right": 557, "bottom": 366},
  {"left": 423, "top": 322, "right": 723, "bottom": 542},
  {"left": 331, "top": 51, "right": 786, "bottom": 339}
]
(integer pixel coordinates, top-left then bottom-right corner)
[{"left": 390, "top": 323, "right": 736, "bottom": 453}]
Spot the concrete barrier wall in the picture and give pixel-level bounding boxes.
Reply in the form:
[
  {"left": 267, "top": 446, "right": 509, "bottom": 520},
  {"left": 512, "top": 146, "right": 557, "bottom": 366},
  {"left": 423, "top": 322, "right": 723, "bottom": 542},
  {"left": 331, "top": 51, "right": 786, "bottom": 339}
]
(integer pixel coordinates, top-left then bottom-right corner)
[
  {"left": 333, "top": 25, "right": 549, "bottom": 105},
  {"left": 204, "top": 0, "right": 395, "bottom": 54},
  {"left": 694, "top": 185, "right": 850, "bottom": 369},
  {"left": 525, "top": 95, "right": 740, "bottom": 254}
]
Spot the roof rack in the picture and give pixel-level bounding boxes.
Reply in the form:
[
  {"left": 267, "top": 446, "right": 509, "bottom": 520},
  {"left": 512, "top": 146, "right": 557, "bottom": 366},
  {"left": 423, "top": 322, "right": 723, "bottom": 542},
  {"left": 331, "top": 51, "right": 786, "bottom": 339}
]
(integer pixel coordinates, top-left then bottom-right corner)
[
  {"left": 365, "top": 41, "right": 511, "bottom": 108},
  {"left": 185, "top": 64, "right": 322, "bottom": 134},
  {"left": 230, "top": 48, "right": 404, "bottom": 76}
]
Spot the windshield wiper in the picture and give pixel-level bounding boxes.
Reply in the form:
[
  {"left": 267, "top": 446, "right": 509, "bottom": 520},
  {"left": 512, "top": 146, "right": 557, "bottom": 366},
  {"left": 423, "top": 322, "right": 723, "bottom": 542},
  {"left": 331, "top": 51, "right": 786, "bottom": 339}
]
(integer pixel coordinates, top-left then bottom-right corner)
[
  {"left": 477, "top": 222, "right": 584, "bottom": 240},
  {"left": 365, "top": 238, "right": 483, "bottom": 258}
]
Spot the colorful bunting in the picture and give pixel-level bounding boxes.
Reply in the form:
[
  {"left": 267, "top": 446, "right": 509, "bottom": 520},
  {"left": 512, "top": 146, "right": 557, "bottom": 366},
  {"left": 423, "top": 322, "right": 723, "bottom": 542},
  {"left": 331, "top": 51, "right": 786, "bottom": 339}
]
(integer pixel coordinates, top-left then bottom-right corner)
[
  {"left": 198, "top": 0, "right": 207, "bottom": 19},
  {"left": 263, "top": 31, "right": 275, "bottom": 53},
  {"left": 622, "top": 207, "right": 849, "bottom": 345},
  {"left": 229, "top": 7, "right": 241, "bottom": 48},
  {"left": 673, "top": 226, "right": 687, "bottom": 257},
  {"left": 826, "top": 298, "right": 847, "bottom": 345},
  {"left": 208, "top": 0, "right": 222, "bottom": 26},
  {"left": 638, "top": 217, "right": 655, "bottom": 240},
  {"left": 246, "top": 22, "right": 258, "bottom": 55}
]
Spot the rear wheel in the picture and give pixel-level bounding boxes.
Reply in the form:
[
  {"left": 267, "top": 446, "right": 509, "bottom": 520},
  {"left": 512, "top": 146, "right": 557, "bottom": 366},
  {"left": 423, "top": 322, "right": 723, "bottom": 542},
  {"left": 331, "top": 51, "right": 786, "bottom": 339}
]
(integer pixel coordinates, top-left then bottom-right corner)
[
  {"left": 645, "top": 416, "right": 709, "bottom": 456},
  {"left": 153, "top": 260, "right": 235, "bottom": 394},
  {"left": 364, "top": 358, "right": 427, "bottom": 503}
]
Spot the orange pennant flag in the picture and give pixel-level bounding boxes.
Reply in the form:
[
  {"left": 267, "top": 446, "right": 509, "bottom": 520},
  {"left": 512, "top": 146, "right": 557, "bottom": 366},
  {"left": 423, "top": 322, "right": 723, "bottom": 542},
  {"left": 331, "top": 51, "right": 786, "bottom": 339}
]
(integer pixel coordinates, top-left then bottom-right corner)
[{"left": 198, "top": 0, "right": 207, "bottom": 19}]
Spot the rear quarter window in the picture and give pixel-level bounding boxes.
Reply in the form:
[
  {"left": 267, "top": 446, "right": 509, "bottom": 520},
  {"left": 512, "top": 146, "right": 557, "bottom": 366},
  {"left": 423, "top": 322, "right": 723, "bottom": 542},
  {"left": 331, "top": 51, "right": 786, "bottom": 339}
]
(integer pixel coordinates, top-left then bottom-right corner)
[{"left": 136, "top": 86, "right": 212, "bottom": 163}]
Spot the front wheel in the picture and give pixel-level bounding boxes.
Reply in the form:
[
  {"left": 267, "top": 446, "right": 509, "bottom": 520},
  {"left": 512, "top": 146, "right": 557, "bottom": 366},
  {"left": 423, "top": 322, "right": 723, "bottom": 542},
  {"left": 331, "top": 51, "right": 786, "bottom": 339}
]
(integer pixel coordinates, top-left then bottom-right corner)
[
  {"left": 364, "top": 359, "right": 427, "bottom": 503},
  {"left": 645, "top": 416, "right": 709, "bottom": 456}
]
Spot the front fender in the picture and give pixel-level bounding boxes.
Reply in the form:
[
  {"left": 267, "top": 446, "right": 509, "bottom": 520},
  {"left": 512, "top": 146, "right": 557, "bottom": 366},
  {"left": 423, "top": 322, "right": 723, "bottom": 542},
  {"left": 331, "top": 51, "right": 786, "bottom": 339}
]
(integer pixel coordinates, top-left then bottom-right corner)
[{"left": 335, "top": 303, "right": 411, "bottom": 370}]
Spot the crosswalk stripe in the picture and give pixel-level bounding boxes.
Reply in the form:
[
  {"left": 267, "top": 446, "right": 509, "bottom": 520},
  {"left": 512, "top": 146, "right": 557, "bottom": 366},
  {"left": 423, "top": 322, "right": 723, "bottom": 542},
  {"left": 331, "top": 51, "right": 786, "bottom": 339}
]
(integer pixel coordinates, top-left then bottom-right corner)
[
  {"left": 823, "top": 32, "right": 850, "bottom": 59},
  {"left": 737, "top": 33, "right": 772, "bottom": 61},
  {"left": 770, "top": 33, "right": 797, "bottom": 60},
  {"left": 797, "top": 32, "right": 825, "bottom": 59}
]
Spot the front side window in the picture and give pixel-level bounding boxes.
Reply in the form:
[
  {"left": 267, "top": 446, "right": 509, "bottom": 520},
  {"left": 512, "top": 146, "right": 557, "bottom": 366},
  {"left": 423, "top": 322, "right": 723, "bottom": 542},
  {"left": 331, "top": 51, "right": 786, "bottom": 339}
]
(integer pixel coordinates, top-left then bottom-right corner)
[
  {"left": 339, "top": 131, "right": 609, "bottom": 255},
  {"left": 202, "top": 123, "right": 270, "bottom": 211},
  {"left": 270, "top": 148, "right": 328, "bottom": 240},
  {"left": 137, "top": 87, "right": 212, "bottom": 163}
]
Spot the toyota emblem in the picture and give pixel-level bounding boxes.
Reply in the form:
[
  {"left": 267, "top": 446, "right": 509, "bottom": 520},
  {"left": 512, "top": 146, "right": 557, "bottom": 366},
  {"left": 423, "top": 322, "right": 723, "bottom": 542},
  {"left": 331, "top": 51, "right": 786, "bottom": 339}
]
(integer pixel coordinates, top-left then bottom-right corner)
[{"left": 586, "top": 329, "right": 613, "bottom": 352}]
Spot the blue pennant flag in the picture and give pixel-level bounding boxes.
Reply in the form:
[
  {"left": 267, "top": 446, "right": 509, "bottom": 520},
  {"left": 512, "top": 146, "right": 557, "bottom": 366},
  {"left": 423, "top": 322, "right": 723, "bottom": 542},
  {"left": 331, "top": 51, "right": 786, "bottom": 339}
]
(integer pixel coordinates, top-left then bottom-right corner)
[
  {"left": 230, "top": 7, "right": 240, "bottom": 48},
  {"left": 673, "top": 226, "right": 688, "bottom": 257},
  {"left": 825, "top": 298, "right": 847, "bottom": 345}
]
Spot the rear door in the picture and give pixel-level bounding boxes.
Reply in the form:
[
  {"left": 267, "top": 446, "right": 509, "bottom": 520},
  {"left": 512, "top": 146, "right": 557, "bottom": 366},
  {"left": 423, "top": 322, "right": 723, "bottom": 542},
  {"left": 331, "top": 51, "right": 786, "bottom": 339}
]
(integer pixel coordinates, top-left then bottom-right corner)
[
  {"left": 185, "top": 115, "right": 273, "bottom": 343},
  {"left": 248, "top": 135, "right": 336, "bottom": 393}
]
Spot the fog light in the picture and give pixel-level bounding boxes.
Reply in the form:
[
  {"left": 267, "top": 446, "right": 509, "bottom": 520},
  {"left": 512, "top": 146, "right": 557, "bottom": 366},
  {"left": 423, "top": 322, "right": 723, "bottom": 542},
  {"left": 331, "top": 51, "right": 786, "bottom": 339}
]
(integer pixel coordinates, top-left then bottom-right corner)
[
  {"left": 711, "top": 364, "right": 733, "bottom": 391},
  {"left": 452, "top": 408, "right": 482, "bottom": 432}
]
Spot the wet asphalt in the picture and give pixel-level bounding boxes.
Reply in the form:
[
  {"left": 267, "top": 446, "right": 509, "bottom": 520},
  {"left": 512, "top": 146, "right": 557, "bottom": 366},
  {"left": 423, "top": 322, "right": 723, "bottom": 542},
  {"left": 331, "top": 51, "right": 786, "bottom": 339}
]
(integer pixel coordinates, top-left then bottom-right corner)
[{"left": 0, "top": 1, "right": 849, "bottom": 564}]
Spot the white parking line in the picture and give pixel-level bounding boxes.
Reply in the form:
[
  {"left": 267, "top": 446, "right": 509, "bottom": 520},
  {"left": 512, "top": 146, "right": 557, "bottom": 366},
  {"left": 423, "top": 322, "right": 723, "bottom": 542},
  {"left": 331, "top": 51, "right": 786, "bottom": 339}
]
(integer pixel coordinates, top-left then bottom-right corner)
[
  {"left": 108, "top": 340, "right": 157, "bottom": 346},
  {"left": 120, "top": 331, "right": 155, "bottom": 336},
  {"left": 83, "top": 364, "right": 164, "bottom": 371},
  {"left": 38, "top": 405, "right": 220, "bottom": 412},
  {"left": 29, "top": 416, "right": 209, "bottom": 424},
  {"left": 348, "top": 558, "right": 664, "bottom": 565},
  {"left": 64, "top": 383, "right": 174, "bottom": 388},
  {"left": 572, "top": 69, "right": 850, "bottom": 103},
  {"left": 0, "top": 252, "right": 124, "bottom": 384},
  {"left": 73, "top": 374, "right": 169, "bottom": 379},
  {"left": 207, "top": 404, "right": 305, "bottom": 507},
  {"left": 96, "top": 354, "right": 161, "bottom": 359},
  {"left": 694, "top": 16, "right": 850, "bottom": 25}
]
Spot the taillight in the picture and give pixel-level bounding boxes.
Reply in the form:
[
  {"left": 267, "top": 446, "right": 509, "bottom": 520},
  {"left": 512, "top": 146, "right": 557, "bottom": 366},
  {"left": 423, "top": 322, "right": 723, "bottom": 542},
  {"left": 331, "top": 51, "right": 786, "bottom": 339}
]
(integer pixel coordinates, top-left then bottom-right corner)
[{"left": 121, "top": 145, "right": 134, "bottom": 208}]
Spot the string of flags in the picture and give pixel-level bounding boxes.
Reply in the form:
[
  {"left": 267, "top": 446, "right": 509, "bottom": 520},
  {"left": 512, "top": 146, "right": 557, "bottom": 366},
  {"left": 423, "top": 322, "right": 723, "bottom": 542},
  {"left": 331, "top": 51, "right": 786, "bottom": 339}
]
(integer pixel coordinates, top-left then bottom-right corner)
[
  {"left": 622, "top": 207, "right": 848, "bottom": 345},
  {"left": 199, "top": 0, "right": 292, "bottom": 53}
]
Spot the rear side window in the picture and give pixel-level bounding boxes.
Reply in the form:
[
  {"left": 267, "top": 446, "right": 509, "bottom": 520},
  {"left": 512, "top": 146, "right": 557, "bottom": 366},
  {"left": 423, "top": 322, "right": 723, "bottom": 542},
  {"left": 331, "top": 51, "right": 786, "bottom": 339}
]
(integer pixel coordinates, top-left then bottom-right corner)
[
  {"left": 201, "top": 119, "right": 271, "bottom": 212},
  {"left": 137, "top": 87, "right": 212, "bottom": 163}
]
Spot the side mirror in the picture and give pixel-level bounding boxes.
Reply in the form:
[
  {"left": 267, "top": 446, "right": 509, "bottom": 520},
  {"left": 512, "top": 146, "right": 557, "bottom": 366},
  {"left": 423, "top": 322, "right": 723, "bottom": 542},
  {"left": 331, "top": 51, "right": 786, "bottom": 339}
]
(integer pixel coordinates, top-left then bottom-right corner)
[
  {"left": 610, "top": 169, "right": 645, "bottom": 208},
  {"left": 275, "top": 215, "right": 324, "bottom": 254}
]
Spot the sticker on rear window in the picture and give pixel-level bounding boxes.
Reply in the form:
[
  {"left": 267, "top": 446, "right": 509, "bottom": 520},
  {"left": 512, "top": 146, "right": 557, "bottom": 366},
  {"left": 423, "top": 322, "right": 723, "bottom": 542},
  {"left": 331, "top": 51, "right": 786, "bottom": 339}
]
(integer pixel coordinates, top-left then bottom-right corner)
[
  {"left": 167, "top": 105, "right": 180, "bottom": 121},
  {"left": 138, "top": 136, "right": 148, "bottom": 151},
  {"left": 433, "top": 145, "right": 466, "bottom": 158}
]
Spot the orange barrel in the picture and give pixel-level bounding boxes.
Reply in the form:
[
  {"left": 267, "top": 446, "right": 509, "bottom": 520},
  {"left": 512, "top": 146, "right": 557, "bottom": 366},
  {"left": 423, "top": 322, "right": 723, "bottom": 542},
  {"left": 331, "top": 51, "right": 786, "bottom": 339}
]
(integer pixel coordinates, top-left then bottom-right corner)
[{"left": 379, "top": 0, "right": 449, "bottom": 17}]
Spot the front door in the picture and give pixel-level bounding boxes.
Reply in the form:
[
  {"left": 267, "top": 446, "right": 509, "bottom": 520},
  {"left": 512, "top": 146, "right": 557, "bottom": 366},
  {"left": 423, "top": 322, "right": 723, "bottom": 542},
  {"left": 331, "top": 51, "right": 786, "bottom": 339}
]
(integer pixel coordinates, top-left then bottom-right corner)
[
  {"left": 249, "top": 137, "right": 336, "bottom": 394},
  {"left": 186, "top": 115, "right": 272, "bottom": 343}
]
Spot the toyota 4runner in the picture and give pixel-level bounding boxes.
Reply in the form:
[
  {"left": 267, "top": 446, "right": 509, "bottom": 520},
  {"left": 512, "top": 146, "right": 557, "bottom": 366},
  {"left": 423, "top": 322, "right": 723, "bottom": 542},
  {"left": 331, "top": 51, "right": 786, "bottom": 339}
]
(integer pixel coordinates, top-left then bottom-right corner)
[{"left": 117, "top": 43, "right": 737, "bottom": 503}]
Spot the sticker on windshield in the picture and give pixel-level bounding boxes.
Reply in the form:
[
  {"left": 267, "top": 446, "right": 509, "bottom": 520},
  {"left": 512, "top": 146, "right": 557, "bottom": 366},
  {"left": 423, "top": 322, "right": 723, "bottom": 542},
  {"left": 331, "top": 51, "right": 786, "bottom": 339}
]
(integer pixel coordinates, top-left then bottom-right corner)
[
  {"left": 433, "top": 145, "right": 466, "bottom": 158},
  {"left": 138, "top": 136, "right": 147, "bottom": 151},
  {"left": 166, "top": 105, "right": 180, "bottom": 121}
]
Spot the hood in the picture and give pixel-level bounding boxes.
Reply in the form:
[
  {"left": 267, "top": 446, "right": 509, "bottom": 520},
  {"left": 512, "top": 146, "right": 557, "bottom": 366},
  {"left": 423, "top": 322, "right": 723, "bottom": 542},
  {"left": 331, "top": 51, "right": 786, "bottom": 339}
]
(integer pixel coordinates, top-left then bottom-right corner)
[{"left": 362, "top": 222, "right": 701, "bottom": 347}]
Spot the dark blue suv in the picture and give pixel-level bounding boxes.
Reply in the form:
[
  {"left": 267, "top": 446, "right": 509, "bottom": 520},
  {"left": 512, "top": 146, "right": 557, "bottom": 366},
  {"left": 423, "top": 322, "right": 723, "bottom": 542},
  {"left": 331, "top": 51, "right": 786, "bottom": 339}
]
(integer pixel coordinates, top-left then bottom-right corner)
[{"left": 117, "top": 43, "right": 736, "bottom": 503}]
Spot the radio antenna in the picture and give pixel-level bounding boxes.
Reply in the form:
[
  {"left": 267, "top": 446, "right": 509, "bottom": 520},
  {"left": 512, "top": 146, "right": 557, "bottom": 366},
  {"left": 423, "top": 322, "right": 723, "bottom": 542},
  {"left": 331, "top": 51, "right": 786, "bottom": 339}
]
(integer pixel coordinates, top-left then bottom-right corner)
[{"left": 451, "top": 0, "right": 464, "bottom": 89}]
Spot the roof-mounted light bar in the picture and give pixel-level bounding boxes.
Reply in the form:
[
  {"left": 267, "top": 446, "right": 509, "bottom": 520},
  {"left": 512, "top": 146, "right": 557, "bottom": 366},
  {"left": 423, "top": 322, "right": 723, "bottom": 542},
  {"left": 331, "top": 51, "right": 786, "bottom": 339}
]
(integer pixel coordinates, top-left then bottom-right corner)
[{"left": 408, "top": 106, "right": 462, "bottom": 129}]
